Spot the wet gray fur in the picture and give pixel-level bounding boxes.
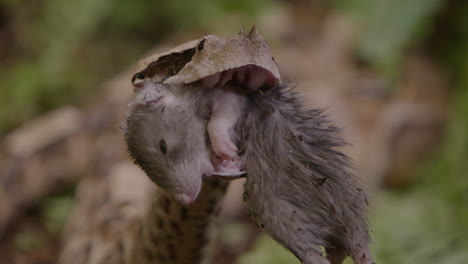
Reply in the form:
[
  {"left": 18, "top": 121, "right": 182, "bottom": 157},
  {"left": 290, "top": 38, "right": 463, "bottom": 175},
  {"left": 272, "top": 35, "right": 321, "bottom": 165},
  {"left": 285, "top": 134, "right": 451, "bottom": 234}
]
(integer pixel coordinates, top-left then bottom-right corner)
[{"left": 237, "top": 85, "right": 373, "bottom": 264}]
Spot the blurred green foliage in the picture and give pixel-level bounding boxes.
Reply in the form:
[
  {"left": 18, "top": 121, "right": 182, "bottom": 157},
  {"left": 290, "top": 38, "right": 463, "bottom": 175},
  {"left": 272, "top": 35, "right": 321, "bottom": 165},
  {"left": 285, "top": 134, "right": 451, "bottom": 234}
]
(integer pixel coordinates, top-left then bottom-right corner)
[
  {"left": 14, "top": 227, "right": 48, "bottom": 252},
  {"left": 336, "top": 0, "right": 445, "bottom": 79},
  {"left": 366, "top": 1, "right": 468, "bottom": 263},
  {"left": 41, "top": 195, "right": 74, "bottom": 234}
]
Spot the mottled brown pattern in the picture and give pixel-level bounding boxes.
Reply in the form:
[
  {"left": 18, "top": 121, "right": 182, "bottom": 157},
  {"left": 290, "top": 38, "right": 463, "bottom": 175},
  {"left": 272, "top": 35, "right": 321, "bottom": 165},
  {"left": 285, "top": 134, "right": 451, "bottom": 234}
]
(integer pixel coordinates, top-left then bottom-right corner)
[{"left": 59, "top": 161, "right": 229, "bottom": 264}]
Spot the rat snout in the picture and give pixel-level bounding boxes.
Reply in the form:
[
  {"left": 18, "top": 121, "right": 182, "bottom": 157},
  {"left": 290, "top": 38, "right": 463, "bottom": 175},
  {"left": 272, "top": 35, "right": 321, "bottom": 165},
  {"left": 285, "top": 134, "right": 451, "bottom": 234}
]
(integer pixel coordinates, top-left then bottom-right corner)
[
  {"left": 170, "top": 171, "right": 203, "bottom": 205},
  {"left": 174, "top": 192, "right": 198, "bottom": 205},
  {"left": 170, "top": 159, "right": 213, "bottom": 205}
]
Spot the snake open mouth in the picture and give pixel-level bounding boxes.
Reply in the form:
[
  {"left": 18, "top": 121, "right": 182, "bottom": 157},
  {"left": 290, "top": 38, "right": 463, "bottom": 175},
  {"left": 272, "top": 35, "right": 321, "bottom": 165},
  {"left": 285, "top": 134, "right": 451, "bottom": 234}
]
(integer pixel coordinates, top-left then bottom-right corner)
[
  {"left": 133, "top": 64, "right": 279, "bottom": 92},
  {"left": 197, "top": 65, "right": 279, "bottom": 91},
  {"left": 132, "top": 28, "right": 281, "bottom": 92}
]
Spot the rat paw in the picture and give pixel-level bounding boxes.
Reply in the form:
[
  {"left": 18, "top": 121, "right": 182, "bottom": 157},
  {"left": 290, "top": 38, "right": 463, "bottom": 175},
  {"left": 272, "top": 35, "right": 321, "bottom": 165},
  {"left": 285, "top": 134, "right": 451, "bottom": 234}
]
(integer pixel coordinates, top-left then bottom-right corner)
[
  {"left": 208, "top": 125, "right": 238, "bottom": 159},
  {"left": 213, "top": 141, "right": 238, "bottom": 159},
  {"left": 303, "top": 253, "right": 330, "bottom": 264}
]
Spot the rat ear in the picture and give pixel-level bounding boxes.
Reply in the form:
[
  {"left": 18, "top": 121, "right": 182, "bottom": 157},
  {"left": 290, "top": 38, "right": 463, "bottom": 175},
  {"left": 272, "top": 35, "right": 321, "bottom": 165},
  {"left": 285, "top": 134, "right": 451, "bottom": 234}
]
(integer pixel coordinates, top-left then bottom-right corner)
[
  {"left": 129, "top": 94, "right": 167, "bottom": 109},
  {"left": 129, "top": 83, "right": 176, "bottom": 109}
]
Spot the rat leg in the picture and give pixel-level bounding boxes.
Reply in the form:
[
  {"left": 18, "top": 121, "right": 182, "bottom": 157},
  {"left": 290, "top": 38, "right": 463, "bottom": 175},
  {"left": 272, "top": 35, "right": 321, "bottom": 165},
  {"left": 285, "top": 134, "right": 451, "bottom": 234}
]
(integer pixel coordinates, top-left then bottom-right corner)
[
  {"left": 351, "top": 246, "right": 374, "bottom": 264},
  {"left": 326, "top": 247, "right": 348, "bottom": 264},
  {"left": 302, "top": 251, "right": 331, "bottom": 264},
  {"left": 208, "top": 119, "right": 238, "bottom": 159},
  {"left": 208, "top": 91, "right": 245, "bottom": 159}
]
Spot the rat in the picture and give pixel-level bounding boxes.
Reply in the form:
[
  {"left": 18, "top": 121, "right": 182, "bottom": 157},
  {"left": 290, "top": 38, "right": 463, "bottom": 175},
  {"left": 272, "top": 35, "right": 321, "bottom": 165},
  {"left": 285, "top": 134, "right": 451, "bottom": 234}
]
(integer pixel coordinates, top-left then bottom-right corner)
[
  {"left": 125, "top": 79, "right": 373, "bottom": 264},
  {"left": 124, "top": 80, "right": 246, "bottom": 205},
  {"left": 236, "top": 85, "right": 374, "bottom": 264}
]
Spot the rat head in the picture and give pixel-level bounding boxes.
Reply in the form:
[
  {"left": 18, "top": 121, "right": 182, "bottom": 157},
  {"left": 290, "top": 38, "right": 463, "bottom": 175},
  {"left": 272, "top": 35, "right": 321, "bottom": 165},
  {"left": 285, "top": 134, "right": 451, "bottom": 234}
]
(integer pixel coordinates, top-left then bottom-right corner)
[{"left": 124, "top": 81, "right": 214, "bottom": 205}]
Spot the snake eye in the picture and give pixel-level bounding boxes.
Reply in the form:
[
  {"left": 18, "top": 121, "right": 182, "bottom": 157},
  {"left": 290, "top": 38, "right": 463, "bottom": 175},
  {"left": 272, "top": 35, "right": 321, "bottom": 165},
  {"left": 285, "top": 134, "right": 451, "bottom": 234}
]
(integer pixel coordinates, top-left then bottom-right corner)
[
  {"left": 159, "top": 139, "right": 168, "bottom": 154},
  {"left": 131, "top": 72, "right": 145, "bottom": 84}
]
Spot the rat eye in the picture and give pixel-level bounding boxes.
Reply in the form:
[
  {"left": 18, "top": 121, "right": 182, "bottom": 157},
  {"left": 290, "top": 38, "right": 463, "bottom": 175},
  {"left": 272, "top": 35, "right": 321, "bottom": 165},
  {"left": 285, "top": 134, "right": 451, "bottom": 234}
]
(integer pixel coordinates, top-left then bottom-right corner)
[{"left": 159, "top": 139, "right": 168, "bottom": 154}]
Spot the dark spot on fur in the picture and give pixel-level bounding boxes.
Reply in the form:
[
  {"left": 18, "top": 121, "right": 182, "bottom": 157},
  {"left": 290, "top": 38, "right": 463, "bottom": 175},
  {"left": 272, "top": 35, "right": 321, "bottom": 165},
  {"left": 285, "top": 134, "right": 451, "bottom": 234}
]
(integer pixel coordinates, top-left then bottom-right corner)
[
  {"left": 159, "top": 139, "right": 168, "bottom": 154},
  {"left": 317, "top": 177, "right": 327, "bottom": 185},
  {"left": 330, "top": 205, "right": 337, "bottom": 216},
  {"left": 197, "top": 38, "right": 206, "bottom": 52},
  {"left": 237, "top": 147, "right": 246, "bottom": 156}
]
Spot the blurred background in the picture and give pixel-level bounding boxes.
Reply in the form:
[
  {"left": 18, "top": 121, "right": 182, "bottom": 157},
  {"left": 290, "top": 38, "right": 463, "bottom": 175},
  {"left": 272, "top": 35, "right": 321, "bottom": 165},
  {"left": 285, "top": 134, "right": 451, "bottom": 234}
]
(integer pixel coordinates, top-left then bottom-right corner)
[{"left": 0, "top": 0, "right": 467, "bottom": 263}]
